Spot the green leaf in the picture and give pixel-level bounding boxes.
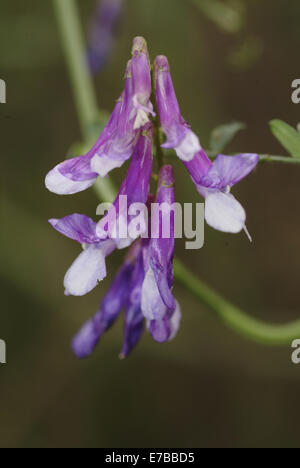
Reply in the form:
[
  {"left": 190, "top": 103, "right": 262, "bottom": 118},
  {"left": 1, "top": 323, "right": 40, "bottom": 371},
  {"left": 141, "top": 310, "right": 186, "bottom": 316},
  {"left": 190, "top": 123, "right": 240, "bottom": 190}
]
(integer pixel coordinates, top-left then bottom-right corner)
[
  {"left": 297, "top": 123, "right": 300, "bottom": 134},
  {"left": 210, "top": 122, "right": 246, "bottom": 153},
  {"left": 269, "top": 119, "right": 300, "bottom": 159}
]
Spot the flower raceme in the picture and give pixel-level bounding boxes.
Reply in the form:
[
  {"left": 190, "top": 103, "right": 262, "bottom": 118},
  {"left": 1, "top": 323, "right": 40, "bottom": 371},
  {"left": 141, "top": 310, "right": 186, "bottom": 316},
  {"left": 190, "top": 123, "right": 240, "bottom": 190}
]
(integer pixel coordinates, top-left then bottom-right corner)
[{"left": 47, "top": 37, "right": 259, "bottom": 358}]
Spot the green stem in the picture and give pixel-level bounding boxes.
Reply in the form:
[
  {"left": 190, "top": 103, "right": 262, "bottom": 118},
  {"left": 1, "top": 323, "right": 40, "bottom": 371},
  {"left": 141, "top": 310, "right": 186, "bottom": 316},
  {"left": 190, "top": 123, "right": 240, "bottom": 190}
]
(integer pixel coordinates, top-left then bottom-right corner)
[
  {"left": 174, "top": 258, "right": 300, "bottom": 345},
  {"left": 208, "top": 152, "right": 300, "bottom": 165},
  {"left": 164, "top": 148, "right": 300, "bottom": 165},
  {"left": 53, "top": 0, "right": 116, "bottom": 201},
  {"left": 53, "top": 0, "right": 98, "bottom": 140},
  {"left": 151, "top": 69, "right": 165, "bottom": 170},
  {"left": 258, "top": 155, "right": 300, "bottom": 165},
  {"left": 154, "top": 125, "right": 164, "bottom": 170}
]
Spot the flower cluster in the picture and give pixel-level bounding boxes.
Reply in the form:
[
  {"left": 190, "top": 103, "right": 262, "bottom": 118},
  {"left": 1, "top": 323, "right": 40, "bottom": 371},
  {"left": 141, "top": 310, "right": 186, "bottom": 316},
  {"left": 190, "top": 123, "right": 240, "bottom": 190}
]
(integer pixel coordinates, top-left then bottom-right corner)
[{"left": 46, "top": 37, "right": 259, "bottom": 358}]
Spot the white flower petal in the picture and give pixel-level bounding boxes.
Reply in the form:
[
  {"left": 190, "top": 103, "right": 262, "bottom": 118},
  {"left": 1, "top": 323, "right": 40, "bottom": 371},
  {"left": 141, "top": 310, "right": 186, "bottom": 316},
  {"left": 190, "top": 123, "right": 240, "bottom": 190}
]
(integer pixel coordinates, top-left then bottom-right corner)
[
  {"left": 64, "top": 245, "right": 108, "bottom": 297},
  {"left": 205, "top": 191, "right": 246, "bottom": 233},
  {"left": 141, "top": 267, "right": 167, "bottom": 321},
  {"left": 45, "top": 166, "right": 97, "bottom": 195},
  {"left": 134, "top": 109, "right": 150, "bottom": 130},
  {"left": 175, "top": 130, "right": 201, "bottom": 162},
  {"left": 91, "top": 154, "right": 125, "bottom": 178},
  {"left": 168, "top": 301, "right": 182, "bottom": 341}
]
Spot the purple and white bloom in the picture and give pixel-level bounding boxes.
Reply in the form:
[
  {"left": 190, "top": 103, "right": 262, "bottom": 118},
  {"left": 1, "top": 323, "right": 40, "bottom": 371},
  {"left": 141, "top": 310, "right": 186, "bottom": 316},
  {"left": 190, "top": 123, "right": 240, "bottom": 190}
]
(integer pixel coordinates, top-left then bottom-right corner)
[
  {"left": 91, "top": 37, "right": 154, "bottom": 177},
  {"left": 87, "top": 0, "right": 124, "bottom": 75},
  {"left": 154, "top": 55, "right": 201, "bottom": 162},
  {"left": 141, "top": 165, "right": 181, "bottom": 343},
  {"left": 45, "top": 86, "right": 124, "bottom": 195},
  {"left": 72, "top": 252, "right": 135, "bottom": 358},
  {"left": 154, "top": 54, "right": 258, "bottom": 237},
  {"left": 120, "top": 246, "right": 145, "bottom": 358},
  {"left": 185, "top": 150, "right": 259, "bottom": 236},
  {"left": 96, "top": 123, "right": 153, "bottom": 248},
  {"left": 45, "top": 37, "right": 154, "bottom": 195},
  {"left": 131, "top": 37, "right": 155, "bottom": 130},
  {"left": 147, "top": 304, "right": 182, "bottom": 344},
  {"left": 72, "top": 240, "right": 145, "bottom": 359},
  {"left": 49, "top": 214, "right": 115, "bottom": 296}
]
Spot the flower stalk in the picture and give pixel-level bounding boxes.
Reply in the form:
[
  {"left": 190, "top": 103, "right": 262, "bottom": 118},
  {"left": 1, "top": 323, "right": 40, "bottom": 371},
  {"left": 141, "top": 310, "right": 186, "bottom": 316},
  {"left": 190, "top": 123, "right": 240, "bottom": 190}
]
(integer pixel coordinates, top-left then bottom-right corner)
[
  {"left": 53, "top": 0, "right": 117, "bottom": 202},
  {"left": 53, "top": 0, "right": 300, "bottom": 347},
  {"left": 174, "top": 259, "right": 300, "bottom": 345}
]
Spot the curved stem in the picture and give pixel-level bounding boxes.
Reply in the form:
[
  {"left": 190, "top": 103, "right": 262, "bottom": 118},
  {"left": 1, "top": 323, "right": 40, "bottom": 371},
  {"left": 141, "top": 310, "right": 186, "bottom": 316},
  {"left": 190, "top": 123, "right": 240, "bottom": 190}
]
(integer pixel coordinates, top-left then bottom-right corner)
[
  {"left": 258, "top": 154, "right": 300, "bottom": 165},
  {"left": 151, "top": 69, "right": 165, "bottom": 170},
  {"left": 53, "top": 0, "right": 116, "bottom": 202},
  {"left": 208, "top": 152, "right": 300, "bottom": 165},
  {"left": 174, "top": 258, "right": 300, "bottom": 345},
  {"left": 53, "top": 0, "right": 98, "bottom": 140},
  {"left": 165, "top": 148, "right": 300, "bottom": 165}
]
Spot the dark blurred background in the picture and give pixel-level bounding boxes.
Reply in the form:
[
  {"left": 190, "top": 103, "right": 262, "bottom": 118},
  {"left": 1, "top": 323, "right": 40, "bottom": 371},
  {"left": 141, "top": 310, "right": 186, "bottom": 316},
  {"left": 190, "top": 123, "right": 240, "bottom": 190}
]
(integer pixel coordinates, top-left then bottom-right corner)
[{"left": 1, "top": 0, "right": 300, "bottom": 448}]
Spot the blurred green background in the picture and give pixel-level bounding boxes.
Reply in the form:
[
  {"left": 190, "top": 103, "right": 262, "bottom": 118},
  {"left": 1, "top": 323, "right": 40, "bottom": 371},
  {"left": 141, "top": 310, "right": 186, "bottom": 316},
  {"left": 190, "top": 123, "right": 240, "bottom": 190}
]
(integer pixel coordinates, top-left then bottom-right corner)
[{"left": 1, "top": 0, "right": 300, "bottom": 448}]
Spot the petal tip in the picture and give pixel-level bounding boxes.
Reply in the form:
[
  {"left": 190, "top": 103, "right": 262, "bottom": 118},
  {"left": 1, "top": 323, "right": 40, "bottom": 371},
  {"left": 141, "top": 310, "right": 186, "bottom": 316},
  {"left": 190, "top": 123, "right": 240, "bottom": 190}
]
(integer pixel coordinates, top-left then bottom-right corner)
[{"left": 48, "top": 218, "right": 58, "bottom": 228}]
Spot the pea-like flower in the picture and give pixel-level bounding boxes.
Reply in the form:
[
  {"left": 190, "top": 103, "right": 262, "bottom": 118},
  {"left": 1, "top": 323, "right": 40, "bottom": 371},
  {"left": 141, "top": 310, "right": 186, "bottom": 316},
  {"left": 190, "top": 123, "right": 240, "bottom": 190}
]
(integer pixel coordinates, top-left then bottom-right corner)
[
  {"left": 72, "top": 177, "right": 181, "bottom": 359},
  {"left": 96, "top": 123, "right": 153, "bottom": 248},
  {"left": 45, "top": 37, "right": 154, "bottom": 195},
  {"left": 154, "top": 55, "right": 259, "bottom": 237},
  {"left": 47, "top": 36, "right": 260, "bottom": 359},
  {"left": 72, "top": 241, "right": 144, "bottom": 359},
  {"left": 142, "top": 165, "right": 181, "bottom": 343},
  {"left": 184, "top": 150, "right": 259, "bottom": 237},
  {"left": 49, "top": 214, "right": 115, "bottom": 296},
  {"left": 154, "top": 55, "right": 201, "bottom": 162}
]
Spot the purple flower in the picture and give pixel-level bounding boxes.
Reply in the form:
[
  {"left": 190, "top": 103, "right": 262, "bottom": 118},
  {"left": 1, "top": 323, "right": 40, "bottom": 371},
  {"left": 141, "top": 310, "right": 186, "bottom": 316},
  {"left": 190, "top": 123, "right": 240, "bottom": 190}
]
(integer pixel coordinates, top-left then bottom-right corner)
[
  {"left": 91, "top": 37, "right": 154, "bottom": 176},
  {"left": 185, "top": 151, "right": 259, "bottom": 236},
  {"left": 131, "top": 37, "right": 155, "bottom": 129},
  {"left": 96, "top": 123, "right": 153, "bottom": 248},
  {"left": 72, "top": 240, "right": 145, "bottom": 359},
  {"left": 141, "top": 165, "right": 181, "bottom": 342},
  {"left": 72, "top": 253, "right": 135, "bottom": 358},
  {"left": 45, "top": 37, "right": 154, "bottom": 195},
  {"left": 47, "top": 38, "right": 261, "bottom": 360},
  {"left": 154, "top": 54, "right": 258, "bottom": 237},
  {"left": 49, "top": 214, "right": 115, "bottom": 296},
  {"left": 87, "top": 0, "right": 124, "bottom": 75},
  {"left": 45, "top": 88, "right": 124, "bottom": 194},
  {"left": 154, "top": 55, "right": 201, "bottom": 162},
  {"left": 120, "top": 247, "right": 145, "bottom": 358},
  {"left": 147, "top": 304, "right": 182, "bottom": 344},
  {"left": 70, "top": 183, "right": 182, "bottom": 358}
]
